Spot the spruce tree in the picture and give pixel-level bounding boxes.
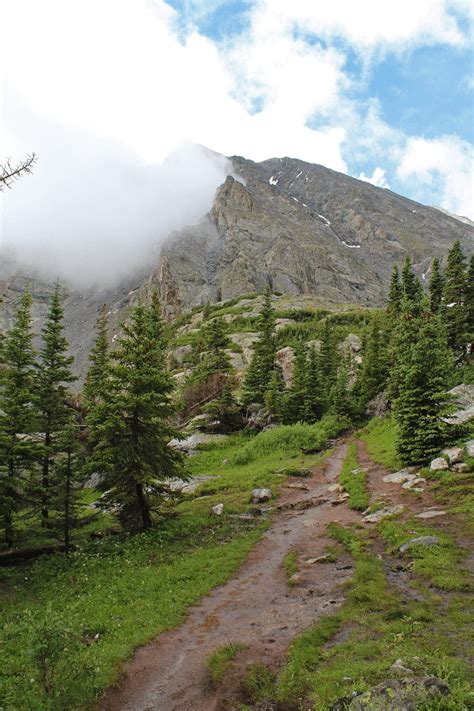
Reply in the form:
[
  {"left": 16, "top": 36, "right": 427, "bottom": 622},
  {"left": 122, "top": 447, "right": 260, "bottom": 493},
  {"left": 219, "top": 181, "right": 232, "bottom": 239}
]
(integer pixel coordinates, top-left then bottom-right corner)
[
  {"left": 0, "top": 290, "right": 37, "bottom": 547},
  {"left": 387, "top": 265, "right": 402, "bottom": 315},
  {"left": 466, "top": 255, "right": 474, "bottom": 363},
  {"left": 87, "top": 300, "right": 184, "bottom": 531},
  {"left": 204, "top": 379, "right": 241, "bottom": 432},
  {"left": 83, "top": 305, "right": 110, "bottom": 407},
  {"left": 392, "top": 298, "right": 453, "bottom": 465},
  {"left": 318, "top": 319, "right": 338, "bottom": 406},
  {"left": 442, "top": 240, "right": 468, "bottom": 361},
  {"left": 36, "top": 284, "right": 76, "bottom": 526},
  {"left": 264, "top": 364, "right": 285, "bottom": 422},
  {"left": 302, "top": 345, "right": 323, "bottom": 423},
  {"left": 329, "top": 357, "right": 353, "bottom": 420},
  {"left": 429, "top": 257, "right": 444, "bottom": 314},
  {"left": 242, "top": 288, "right": 277, "bottom": 405},
  {"left": 283, "top": 344, "right": 308, "bottom": 423},
  {"left": 50, "top": 417, "right": 83, "bottom": 552},
  {"left": 356, "top": 319, "right": 388, "bottom": 408},
  {"left": 401, "top": 256, "right": 422, "bottom": 303},
  {"left": 196, "top": 317, "right": 232, "bottom": 379}
]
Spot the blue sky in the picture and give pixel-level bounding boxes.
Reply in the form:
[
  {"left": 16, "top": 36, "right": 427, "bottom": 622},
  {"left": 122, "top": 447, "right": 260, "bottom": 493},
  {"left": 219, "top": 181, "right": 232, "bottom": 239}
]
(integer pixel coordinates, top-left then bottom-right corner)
[{"left": 4, "top": 0, "right": 474, "bottom": 220}]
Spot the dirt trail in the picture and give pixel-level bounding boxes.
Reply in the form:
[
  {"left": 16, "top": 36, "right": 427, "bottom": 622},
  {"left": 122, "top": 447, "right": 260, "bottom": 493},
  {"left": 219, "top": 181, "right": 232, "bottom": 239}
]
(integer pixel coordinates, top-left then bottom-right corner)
[{"left": 98, "top": 442, "right": 362, "bottom": 711}]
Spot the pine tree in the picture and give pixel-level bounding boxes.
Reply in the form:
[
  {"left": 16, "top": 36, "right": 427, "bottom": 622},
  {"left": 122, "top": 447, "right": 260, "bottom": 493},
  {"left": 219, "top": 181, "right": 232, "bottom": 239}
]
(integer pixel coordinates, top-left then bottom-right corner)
[
  {"left": 329, "top": 357, "right": 353, "bottom": 420},
  {"left": 429, "top": 257, "right": 444, "bottom": 314},
  {"left": 36, "top": 284, "right": 76, "bottom": 526},
  {"left": 0, "top": 290, "right": 37, "bottom": 547},
  {"left": 466, "top": 255, "right": 474, "bottom": 361},
  {"left": 318, "top": 319, "right": 338, "bottom": 406},
  {"left": 83, "top": 305, "right": 110, "bottom": 407},
  {"left": 283, "top": 344, "right": 308, "bottom": 423},
  {"left": 197, "top": 317, "right": 232, "bottom": 379},
  {"left": 356, "top": 318, "right": 389, "bottom": 408},
  {"left": 264, "top": 364, "right": 285, "bottom": 422},
  {"left": 392, "top": 298, "right": 453, "bottom": 465},
  {"left": 442, "top": 240, "right": 468, "bottom": 361},
  {"left": 204, "top": 378, "right": 241, "bottom": 432},
  {"left": 387, "top": 265, "right": 402, "bottom": 315},
  {"left": 302, "top": 345, "right": 324, "bottom": 422},
  {"left": 242, "top": 288, "right": 277, "bottom": 405},
  {"left": 401, "top": 256, "right": 422, "bottom": 303},
  {"left": 50, "top": 417, "right": 84, "bottom": 553},
  {"left": 87, "top": 300, "right": 184, "bottom": 531}
]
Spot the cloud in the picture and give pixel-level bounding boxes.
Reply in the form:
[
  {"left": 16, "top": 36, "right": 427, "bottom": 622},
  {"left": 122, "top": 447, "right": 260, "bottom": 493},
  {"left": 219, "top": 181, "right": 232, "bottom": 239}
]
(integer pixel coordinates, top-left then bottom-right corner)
[
  {"left": 358, "top": 167, "right": 390, "bottom": 188},
  {"left": 396, "top": 135, "right": 474, "bottom": 217},
  {"left": 1, "top": 93, "right": 232, "bottom": 288}
]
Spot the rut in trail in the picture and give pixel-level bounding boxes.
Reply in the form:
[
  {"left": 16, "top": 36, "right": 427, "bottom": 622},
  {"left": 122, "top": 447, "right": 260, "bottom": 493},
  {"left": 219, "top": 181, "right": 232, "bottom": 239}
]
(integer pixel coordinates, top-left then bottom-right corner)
[{"left": 98, "top": 442, "right": 360, "bottom": 711}]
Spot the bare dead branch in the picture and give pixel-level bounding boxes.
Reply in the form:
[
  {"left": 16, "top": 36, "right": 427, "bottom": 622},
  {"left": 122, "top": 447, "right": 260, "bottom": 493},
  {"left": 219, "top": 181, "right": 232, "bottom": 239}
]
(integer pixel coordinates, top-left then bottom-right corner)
[{"left": 0, "top": 153, "right": 37, "bottom": 191}]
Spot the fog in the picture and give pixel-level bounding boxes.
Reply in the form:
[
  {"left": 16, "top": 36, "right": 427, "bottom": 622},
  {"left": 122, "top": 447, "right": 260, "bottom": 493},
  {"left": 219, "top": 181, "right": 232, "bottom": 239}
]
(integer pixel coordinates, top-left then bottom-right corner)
[{"left": 1, "top": 104, "right": 232, "bottom": 289}]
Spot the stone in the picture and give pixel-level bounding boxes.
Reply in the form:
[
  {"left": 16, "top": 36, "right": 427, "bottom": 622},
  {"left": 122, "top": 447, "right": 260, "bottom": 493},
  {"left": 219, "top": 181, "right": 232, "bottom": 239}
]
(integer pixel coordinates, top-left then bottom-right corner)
[
  {"left": 327, "top": 483, "right": 343, "bottom": 493},
  {"left": 399, "top": 536, "right": 440, "bottom": 553},
  {"left": 171, "top": 344, "right": 193, "bottom": 365},
  {"left": 453, "top": 462, "right": 468, "bottom": 473},
  {"left": 304, "top": 555, "right": 330, "bottom": 565},
  {"left": 286, "top": 482, "right": 310, "bottom": 491},
  {"left": 363, "top": 505, "right": 404, "bottom": 523},
  {"left": 348, "top": 677, "right": 449, "bottom": 710},
  {"left": 390, "top": 659, "right": 414, "bottom": 674},
  {"left": 276, "top": 346, "right": 295, "bottom": 384},
  {"left": 443, "top": 384, "right": 474, "bottom": 425},
  {"left": 251, "top": 488, "right": 272, "bottom": 504},
  {"left": 465, "top": 439, "right": 474, "bottom": 458},
  {"left": 383, "top": 470, "right": 417, "bottom": 484},
  {"left": 169, "top": 432, "right": 226, "bottom": 453},
  {"left": 340, "top": 333, "right": 362, "bottom": 353},
  {"left": 429, "top": 457, "right": 449, "bottom": 471},
  {"left": 401, "top": 477, "right": 426, "bottom": 490},
  {"left": 416, "top": 510, "right": 446, "bottom": 519},
  {"left": 441, "top": 446, "right": 464, "bottom": 464},
  {"left": 211, "top": 503, "right": 224, "bottom": 516}
]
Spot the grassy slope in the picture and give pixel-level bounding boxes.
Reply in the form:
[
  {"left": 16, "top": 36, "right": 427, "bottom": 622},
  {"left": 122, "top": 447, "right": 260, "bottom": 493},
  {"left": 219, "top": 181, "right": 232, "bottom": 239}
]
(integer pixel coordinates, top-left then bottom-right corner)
[{"left": 0, "top": 418, "right": 342, "bottom": 710}]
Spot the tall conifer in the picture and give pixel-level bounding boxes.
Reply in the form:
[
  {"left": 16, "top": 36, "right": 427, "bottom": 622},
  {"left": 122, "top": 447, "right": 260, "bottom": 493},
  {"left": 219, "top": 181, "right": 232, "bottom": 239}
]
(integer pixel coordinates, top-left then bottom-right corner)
[
  {"left": 429, "top": 257, "right": 444, "bottom": 313},
  {"left": 442, "top": 240, "right": 468, "bottom": 361},
  {"left": 242, "top": 288, "right": 277, "bottom": 405}
]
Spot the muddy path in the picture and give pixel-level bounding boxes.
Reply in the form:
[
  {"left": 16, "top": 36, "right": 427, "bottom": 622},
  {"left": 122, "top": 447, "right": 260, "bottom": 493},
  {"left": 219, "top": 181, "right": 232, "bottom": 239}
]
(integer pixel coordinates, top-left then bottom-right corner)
[{"left": 98, "top": 442, "right": 363, "bottom": 711}]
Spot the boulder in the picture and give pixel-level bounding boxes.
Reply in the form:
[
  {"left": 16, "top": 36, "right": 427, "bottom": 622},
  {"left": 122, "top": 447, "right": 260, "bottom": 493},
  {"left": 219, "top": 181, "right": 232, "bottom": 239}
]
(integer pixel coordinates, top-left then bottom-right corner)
[
  {"left": 276, "top": 346, "right": 295, "bottom": 384},
  {"left": 443, "top": 384, "right": 474, "bottom": 425},
  {"left": 453, "top": 462, "right": 469, "bottom": 473},
  {"left": 348, "top": 677, "right": 449, "bottom": 710},
  {"left": 172, "top": 344, "right": 193, "bottom": 364},
  {"left": 390, "top": 659, "right": 414, "bottom": 674},
  {"left": 441, "top": 446, "right": 464, "bottom": 464},
  {"left": 169, "top": 432, "right": 226, "bottom": 454},
  {"left": 251, "top": 488, "right": 272, "bottom": 504},
  {"left": 340, "top": 333, "right": 362, "bottom": 353},
  {"left": 401, "top": 477, "right": 426, "bottom": 490},
  {"left": 416, "top": 510, "right": 446, "bottom": 519},
  {"left": 399, "top": 536, "right": 440, "bottom": 553},
  {"left": 430, "top": 457, "right": 448, "bottom": 471},
  {"left": 465, "top": 439, "right": 474, "bottom": 458},
  {"left": 363, "top": 505, "right": 404, "bottom": 523},
  {"left": 383, "top": 470, "right": 417, "bottom": 484},
  {"left": 211, "top": 503, "right": 224, "bottom": 516}
]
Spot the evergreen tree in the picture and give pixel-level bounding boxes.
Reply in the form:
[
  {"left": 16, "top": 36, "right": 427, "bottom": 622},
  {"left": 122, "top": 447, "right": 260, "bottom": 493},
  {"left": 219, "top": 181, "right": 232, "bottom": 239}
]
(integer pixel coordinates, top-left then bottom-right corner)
[
  {"left": 242, "top": 288, "right": 277, "bottom": 405},
  {"left": 466, "top": 255, "right": 474, "bottom": 366},
  {"left": 329, "top": 357, "right": 353, "bottom": 420},
  {"left": 356, "top": 319, "right": 389, "bottom": 408},
  {"left": 0, "top": 290, "right": 37, "bottom": 547},
  {"left": 283, "top": 344, "right": 308, "bottom": 423},
  {"left": 302, "top": 345, "right": 324, "bottom": 422},
  {"left": 442, "top": 240, "right": 468, "bottom": 361},
  {"left": 318, "top": 319, "right": 338, "bottom": 406},
  {"left": 36, "top": 284, "right": 76, "bottom": 526},
  {"left": 204, "top": 378, "right": 241, "bottom": 432},
  {"left": 264, "top": 364, "right": 285, "bottom": 422},
  {"left": 196, "top": 317, "right": 232, "bottom": 379},
  {"left": 87, "top": 300, "right": 184, "bottom": 531},
  {"left": 83, "top": 305, "right": 110, "bottom": 407},
  {"left": 401, "top": 256, "right": 422, "bottom": 303},
  {"left": 50, "top": 417, "right": 84, "bottom": 553},
  {"left": 392, "top": 298, "right": 453, "bottom": 464},
  {"left": 429, "top": 257, "right": 444, "bottom": 314},
  {"left": 387, "top": 265, "right": 402, "bottom": 315}
]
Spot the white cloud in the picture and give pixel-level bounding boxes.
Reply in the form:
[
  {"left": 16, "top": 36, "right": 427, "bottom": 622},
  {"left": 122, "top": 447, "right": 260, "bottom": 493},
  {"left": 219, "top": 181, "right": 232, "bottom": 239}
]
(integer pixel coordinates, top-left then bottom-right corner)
[
  {"left": 358, "top": 167, "right": 390, "bottom": 188},
  {"left": 397, "top": 135, "right": 474, "bottom": 218}
]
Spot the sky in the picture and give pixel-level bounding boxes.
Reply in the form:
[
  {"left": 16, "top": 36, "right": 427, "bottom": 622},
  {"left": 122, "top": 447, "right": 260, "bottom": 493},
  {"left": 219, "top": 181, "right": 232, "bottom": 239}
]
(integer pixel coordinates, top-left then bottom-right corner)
[{"left": 1, "top": 0, "right": 473, "bottom": 285}]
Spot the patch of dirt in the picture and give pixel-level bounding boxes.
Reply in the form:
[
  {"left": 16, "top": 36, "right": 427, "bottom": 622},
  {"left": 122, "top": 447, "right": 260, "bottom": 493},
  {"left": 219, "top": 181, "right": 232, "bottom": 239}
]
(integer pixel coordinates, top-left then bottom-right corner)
[{"left": 97, "top": 442, "right": 361, "bottom": 711}]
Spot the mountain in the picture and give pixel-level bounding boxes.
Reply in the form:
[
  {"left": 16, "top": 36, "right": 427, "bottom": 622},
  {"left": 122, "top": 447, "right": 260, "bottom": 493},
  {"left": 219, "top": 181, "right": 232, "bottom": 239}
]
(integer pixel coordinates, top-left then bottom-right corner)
[{"left": 1, "top": 151, "right": 473, "bottom": 380}]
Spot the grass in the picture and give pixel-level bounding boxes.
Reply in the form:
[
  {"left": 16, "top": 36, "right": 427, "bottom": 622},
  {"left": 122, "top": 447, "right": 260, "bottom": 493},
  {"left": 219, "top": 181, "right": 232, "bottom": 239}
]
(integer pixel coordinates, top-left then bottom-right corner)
[
  {"left": 207, "top": 642, "right": 246, "bottom": 685},
  {"left": 270, "top": 524, "right": 473, "bottom": 709},
  {"left": 339, "top": 442, "right": 370, "bottom": 511},
  {"left": 0, "top": 421, "right": 341, "bottom": 710},
  {"left": 283, "top": 551, "right": 298, "bottom": 585},
  {"left": 360, "top": 417, "right": 401, "bottom": 470}
]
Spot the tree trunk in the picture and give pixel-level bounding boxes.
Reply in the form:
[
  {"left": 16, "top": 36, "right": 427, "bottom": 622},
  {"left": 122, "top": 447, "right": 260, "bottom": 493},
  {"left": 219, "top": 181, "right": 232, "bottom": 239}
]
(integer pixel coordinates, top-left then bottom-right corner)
[{"left": 135, "top": 482, "right": 152, "bottom": 530}]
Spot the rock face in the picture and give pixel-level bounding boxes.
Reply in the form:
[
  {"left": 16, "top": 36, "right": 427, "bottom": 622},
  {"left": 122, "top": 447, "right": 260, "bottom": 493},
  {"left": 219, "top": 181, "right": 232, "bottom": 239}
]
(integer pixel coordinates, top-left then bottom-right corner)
[
  {"left": 444, "top": 384, "right": 474, "bottom": 425},
  {"left": 1, "top": 151, "right": 472, "bottom": 381},
  {"left": 158, "top": 155, "right": 473, "bottom": 316}
]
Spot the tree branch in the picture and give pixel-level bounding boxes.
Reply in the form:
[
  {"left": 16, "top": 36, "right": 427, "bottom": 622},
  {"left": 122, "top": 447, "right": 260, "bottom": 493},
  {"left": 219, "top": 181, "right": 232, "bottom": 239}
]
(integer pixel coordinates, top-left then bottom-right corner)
[{"left": 0, "top": 153, "right": 37, "bottom": 191}]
